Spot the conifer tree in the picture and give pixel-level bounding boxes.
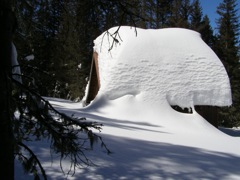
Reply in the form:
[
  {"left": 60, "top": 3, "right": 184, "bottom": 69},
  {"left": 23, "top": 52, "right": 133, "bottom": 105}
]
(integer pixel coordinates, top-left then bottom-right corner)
[
  {"left": 1, "top": 2, "right": 109, "bottom": 177},
  {"left": 216, "top": 0, "right": 240, "bottom": 127},
  {"left": 200, "top": 15, "right": 216, "bottom": 48},
  {"left": 14, "top": 0, "right": 61, "bottom": 96},
  {"left": 189, "top": 1, "right": 215, "bottom": 48},
  {"left": 155, "top": 0, "right": 173, "bottom": 28},
  {"left": 190, "top": 0, "right": 203, "bottom": 31},
  {"left": 2, "top": 0, "right": 142, "bottom": 178},
  {"left": 169, "top": 0, "right": 192, "bottom": 28}
]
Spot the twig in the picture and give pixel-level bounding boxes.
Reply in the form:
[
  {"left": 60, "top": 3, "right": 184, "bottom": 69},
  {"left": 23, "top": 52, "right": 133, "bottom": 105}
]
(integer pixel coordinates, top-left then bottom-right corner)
[{"left": 18, "top": 142, "right": 47, "bottom": 180}]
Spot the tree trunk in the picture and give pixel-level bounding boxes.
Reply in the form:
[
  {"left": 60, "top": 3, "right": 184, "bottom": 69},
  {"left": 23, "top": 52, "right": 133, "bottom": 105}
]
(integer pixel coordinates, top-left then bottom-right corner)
[{"left": 0, "top": 0, "right": 15, "bottom": 179}]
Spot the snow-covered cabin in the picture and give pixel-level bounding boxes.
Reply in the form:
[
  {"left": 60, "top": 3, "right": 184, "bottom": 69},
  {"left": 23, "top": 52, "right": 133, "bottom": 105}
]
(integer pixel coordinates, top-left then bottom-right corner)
[{"left": 86, "top": 27, "right": 232, "bottom": 127}]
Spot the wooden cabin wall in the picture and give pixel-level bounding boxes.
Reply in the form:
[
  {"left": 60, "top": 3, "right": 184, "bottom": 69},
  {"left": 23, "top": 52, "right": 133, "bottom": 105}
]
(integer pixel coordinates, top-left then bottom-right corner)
[
  {"left": 86, "top": 52, "right": 100, "bottom": 104},
  {"left": 195, "top": 106, "right": 219, "bottom": 127}
]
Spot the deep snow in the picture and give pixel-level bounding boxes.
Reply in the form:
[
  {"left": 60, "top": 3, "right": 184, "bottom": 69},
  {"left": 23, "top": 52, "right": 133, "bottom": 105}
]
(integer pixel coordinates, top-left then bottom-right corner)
[
  {"left": 93, "top": 27, "right": 231, "bottom": 108},
  {"left": 15, "top": 97, "right": 240, "bottom": 180},
  {"left": 15, "top": 27, "right": 240, "bottom": 179}
]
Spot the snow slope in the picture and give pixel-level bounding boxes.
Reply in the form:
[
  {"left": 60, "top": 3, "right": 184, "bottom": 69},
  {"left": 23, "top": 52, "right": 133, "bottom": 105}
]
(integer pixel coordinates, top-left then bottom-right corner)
[
  {"left": 31, "top": 97, "right": 240, "bottom": 180},
  {"left": 15, "top": 27, "right": 240, "bottom": 179}
]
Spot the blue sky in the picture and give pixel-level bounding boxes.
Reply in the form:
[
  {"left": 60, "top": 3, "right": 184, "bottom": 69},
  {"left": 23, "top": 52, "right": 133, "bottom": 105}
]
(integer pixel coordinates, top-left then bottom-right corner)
[{"left": 200, "top": 0, "right": 240, "bottom": 33}]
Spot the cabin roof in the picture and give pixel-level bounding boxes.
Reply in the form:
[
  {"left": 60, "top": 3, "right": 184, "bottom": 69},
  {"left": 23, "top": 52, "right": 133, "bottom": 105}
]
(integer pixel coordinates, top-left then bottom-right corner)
[{"left": 87, "top": 26, "right": 232, "bottom": 108}]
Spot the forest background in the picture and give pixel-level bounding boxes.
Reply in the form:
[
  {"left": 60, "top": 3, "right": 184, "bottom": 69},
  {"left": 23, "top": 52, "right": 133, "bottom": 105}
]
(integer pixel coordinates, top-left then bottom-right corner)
[{"left": 14, "top": 0, "right": 239, "bottom": 127}]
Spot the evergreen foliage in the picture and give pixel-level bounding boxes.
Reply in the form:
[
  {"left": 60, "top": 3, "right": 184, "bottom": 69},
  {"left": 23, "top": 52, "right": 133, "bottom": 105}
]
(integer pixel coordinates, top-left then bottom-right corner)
[
  {"left": 215, "top": 0, "right": 240, "bottom": 127},
  {"left": 200, "top": 15, "right": 216, "bottom": 48},
  {"left": 2, "top": 0, "right": 136, "bottom": 179},
  {"left": 12, "top": 74, "right": 110, "bottom": 179},
  {"left": 190, "top": 0, "right": 203, "bottom": 31},
  {"left": 189, "top": 0, "right": 215, "bottom": 47},
  {"left": 169, "top": 0, "right": 192, "bottom": 28},
  {"left": 14, "top": 0, "right": 141, "bottom": 101}
]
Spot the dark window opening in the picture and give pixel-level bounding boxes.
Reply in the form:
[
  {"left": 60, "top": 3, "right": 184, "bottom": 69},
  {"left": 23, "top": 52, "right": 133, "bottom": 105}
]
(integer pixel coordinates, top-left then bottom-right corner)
[
  {"left": 171, "top": 105, "right": 193, "bottom": 114},
  {"left": 171, "top": 105, "right": 219, "bottom": 127}
]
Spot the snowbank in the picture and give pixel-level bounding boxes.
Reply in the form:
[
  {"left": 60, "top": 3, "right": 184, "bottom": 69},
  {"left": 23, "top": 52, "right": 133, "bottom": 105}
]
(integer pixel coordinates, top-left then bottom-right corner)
[
  {"left": 93, "top": 26, "right": 231, "bottom": 108},
  {"left": 79, "top": 26, "right": 238, "bottom": 162}
]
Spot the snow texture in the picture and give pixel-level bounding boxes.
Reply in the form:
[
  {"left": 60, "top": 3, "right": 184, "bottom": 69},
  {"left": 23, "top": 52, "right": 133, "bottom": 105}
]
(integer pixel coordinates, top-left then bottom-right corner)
[{"left": 93, "top": 26, "right": 232, "bottom": 108}]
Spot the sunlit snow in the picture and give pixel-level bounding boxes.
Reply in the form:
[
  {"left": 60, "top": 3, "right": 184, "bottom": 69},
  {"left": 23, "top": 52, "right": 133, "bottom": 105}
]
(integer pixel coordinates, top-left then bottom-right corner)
[
  {"left": 93, "top": 27, "right": 231, "bottom": 108},
  {"left": 15, "top": 27, "right": 240, "bottom": 180}
]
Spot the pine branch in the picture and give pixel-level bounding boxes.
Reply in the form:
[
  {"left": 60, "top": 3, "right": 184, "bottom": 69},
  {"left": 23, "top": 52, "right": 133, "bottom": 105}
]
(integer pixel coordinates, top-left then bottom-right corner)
[
  {"left": 12, "top": 76, "right": 102, "bottom": 130},
  {"left": 11, "top": 74, "right": 111, "bottom": 177},
  {"left": 18, "top": 142, "right": 47, "bottom": 180}
]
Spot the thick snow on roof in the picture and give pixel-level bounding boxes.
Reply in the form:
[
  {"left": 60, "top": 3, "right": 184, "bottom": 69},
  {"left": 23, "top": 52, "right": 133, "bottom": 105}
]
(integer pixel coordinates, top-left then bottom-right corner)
[{"left": 93, "top": 26, "right": 231, "bottom": 108}]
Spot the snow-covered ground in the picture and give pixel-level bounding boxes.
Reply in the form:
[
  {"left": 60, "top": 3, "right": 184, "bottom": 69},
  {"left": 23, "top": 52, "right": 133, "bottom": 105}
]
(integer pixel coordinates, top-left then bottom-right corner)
[
  {"left": 15, "top": 27, "right": 240, "bottom": 179},
  {"left": 15, "top": 98, "right": 240, "bottom": 180}
]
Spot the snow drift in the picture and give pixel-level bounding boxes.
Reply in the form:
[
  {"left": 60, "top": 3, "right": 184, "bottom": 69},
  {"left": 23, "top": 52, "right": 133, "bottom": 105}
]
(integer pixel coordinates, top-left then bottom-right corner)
[
  {"left": 82, "top": 26, "right": 237, "bottom": 154},
  {"left": 77, "top": 26, "right": 238, "bottom": 154},
  {"left": 93, "top": 26, "right": 231, "bottom": 108}
]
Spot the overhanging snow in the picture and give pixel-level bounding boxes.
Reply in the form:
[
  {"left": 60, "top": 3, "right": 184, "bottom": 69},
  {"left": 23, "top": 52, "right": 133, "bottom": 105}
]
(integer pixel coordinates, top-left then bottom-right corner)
[{"left": 93, "top": 26, "right": 232, "bottom": 108}]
